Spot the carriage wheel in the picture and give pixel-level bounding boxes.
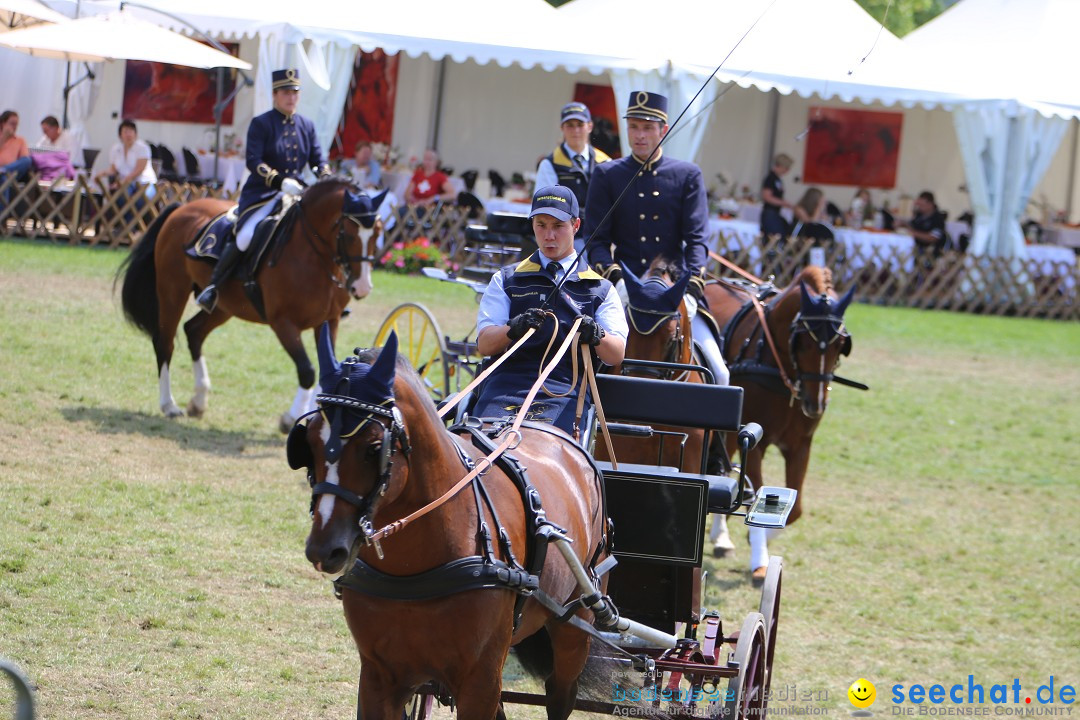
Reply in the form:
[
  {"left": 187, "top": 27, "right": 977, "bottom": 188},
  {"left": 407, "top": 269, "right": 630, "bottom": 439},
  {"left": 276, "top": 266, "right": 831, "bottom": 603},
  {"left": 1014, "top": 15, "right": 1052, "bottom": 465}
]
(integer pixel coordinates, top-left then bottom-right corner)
[
  {"left": 724, "top": 613, "right": 767, "bottom": 720},
  {"left": 375, "top": 302, "right": 450, "bottom": 401},
  {"left": 758, "top": 556, "right": 783, "bottom": 697}
]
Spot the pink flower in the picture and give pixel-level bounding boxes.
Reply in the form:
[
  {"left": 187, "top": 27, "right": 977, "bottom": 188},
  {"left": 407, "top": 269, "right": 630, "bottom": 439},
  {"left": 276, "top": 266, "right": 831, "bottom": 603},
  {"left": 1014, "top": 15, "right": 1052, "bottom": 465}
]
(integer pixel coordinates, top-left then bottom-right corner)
[
  {"left": 380, "top": 253, "right": 391, "bottom": 263},
  {"left": 394, "top": 259, "right": 405, "bottom": 268},
  {"left": 393, "top": 242, "right": 405, "bottom": 250},
  {"left": 417, "top": 237, "right": 431, "bottom": 248}
]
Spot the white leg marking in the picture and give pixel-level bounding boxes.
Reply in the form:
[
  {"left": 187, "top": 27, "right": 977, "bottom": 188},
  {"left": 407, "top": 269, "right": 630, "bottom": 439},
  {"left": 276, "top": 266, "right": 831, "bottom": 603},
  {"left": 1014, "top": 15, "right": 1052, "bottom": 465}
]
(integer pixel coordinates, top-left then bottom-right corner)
[
  {"left": 749, "top": 525, "right": 770, "bottom": 571},
  {"left": 818, "top": 354, "right": 827, "bottom": 408},
  {"left": 316, "top": 421, "right": 338, "bottom": 528},
  {"left": 191, "top": 357, "right": 211, "bottom": 413},
  {"left": 710, "top": 513, "right": 735, "bottom": 548},
  {"left": 288, "top": 386, "right": 315, "bottom": 424},
  {"left": 159, "top": 364, "right": 182, "bottom": 417}
]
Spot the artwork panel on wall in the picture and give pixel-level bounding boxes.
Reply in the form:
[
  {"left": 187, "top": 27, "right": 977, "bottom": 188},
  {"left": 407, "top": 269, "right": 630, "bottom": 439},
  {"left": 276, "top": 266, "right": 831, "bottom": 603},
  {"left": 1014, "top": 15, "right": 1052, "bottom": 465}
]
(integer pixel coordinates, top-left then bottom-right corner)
[
  {"left": 573, "top": 82, "right": 621, "bottom": 159},
  {"left": 802, "top": 107, "right": 903, "bottom": 188},
  {"left": 121, "top": 43, "right": 240, "bottom": 125}
]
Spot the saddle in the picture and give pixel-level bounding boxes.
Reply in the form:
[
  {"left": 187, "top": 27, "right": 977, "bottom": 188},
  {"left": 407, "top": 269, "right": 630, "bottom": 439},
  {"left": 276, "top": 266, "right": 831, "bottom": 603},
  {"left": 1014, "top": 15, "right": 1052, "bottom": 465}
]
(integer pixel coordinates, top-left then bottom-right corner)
[{"left": 186, "top": 198, "right": 300, "bottom": 319}]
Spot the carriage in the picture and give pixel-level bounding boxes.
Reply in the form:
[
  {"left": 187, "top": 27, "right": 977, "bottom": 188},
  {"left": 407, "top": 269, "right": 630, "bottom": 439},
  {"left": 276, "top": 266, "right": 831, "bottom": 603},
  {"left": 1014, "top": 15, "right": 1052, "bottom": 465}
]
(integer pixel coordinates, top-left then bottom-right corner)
[{"left": 306, "top": 268, "right": 797, "bottom": 720}]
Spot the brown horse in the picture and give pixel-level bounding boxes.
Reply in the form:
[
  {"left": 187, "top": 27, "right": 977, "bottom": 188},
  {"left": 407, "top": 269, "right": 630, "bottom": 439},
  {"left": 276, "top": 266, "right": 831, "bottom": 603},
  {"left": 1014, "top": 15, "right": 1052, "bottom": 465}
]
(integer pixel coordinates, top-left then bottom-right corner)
[
  {"left": 601, "top": 259, "right": 705, "bottom": 469},
  {"left": 118, "top": 180, "right": 385, "bottom": 431},
  {"left": 293, "top": 327, "right": 607, "bottom": 720},
  {"left": 705, "top": 266, "right": 854, "bottom": 576}
]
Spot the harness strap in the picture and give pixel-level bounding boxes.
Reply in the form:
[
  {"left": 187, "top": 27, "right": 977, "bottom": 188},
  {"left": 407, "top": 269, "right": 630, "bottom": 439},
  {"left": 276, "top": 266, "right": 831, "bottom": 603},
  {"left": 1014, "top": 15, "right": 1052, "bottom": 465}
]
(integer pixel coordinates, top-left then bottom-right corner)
[
  {"left": 436, "top": 326, "right": 537, "bottom": 419},
  {"left": 708, "top": 249, "right": 763, "bottom": 285},
  {"left": 334, "top": 555, "right": 538, "bottom": 601},
  {"left": 726, "top": 282, "right": 800, "bottom": 401}
]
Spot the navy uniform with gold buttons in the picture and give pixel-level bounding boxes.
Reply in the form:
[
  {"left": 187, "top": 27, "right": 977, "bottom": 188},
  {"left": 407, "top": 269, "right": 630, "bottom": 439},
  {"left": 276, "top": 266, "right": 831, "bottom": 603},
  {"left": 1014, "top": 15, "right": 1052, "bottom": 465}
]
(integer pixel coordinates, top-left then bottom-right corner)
[
  {"left": 583, "top": 91, "right": 708, "bottom": 286},
  {"left": 196, "top": 68, "right": 330, "bottom": 312}
]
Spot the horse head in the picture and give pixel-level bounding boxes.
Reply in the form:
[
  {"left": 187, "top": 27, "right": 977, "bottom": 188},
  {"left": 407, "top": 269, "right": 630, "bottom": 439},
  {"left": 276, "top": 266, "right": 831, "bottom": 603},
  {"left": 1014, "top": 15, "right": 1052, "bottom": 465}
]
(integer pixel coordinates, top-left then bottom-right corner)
[
  {"left": 300, "top": 180, "right": 387, "bottom": 302},
  {"left": 786, "top": 269, "right": 854, "bottom": 419},
  {"left": 291, "top": 323, "right": 411, "bottom": 574},
  {"left": 340, "top": 186, "right": 389, "bottom": 300},
  {"left": 620, "top": 258, "right": 692, "bottom": 375}
]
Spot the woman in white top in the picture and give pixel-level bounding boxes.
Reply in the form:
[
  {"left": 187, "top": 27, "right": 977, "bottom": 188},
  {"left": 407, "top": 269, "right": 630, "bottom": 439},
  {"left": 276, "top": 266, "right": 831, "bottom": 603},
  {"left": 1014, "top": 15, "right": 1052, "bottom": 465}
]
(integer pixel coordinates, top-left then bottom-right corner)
[{"left": 95, "top": 119, "right": 157, "bottom": 201}]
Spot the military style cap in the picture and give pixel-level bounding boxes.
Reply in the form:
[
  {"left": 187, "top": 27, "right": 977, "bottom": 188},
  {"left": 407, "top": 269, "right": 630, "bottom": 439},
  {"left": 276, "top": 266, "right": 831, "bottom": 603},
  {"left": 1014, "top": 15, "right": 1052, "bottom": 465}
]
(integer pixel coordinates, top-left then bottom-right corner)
[
  {"left": 272, "top": 68, "right": 301, "bottom": 91},
  {"left": 530, "top": 185, "right": 579, "bottom": 222},
  {"left": 560, "top": 102, "right": 591, "bottom": 124},
  {"left": 623, "top": 90, "right": 668, "bottom": 123}
]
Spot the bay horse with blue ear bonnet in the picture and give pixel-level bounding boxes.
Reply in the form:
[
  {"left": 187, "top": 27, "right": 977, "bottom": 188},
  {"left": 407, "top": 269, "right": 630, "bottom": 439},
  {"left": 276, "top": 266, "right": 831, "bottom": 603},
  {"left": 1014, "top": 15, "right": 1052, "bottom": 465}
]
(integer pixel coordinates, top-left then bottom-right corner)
[
  {"left": 705, "top": 266, "right": 857, "bottom": 579},
  {"left": 117, "top": 180, "right": 387, "bottom": 431},
  {"left": 289, "top": 324, "right": 610, "bottom": 720}
]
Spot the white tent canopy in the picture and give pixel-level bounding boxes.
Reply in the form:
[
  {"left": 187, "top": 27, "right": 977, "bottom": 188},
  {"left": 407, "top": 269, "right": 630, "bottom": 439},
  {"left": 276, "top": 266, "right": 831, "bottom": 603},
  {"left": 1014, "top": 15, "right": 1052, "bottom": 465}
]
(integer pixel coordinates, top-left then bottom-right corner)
[{"left": 1, "top": 0, "right": 68, "bottom": 29}]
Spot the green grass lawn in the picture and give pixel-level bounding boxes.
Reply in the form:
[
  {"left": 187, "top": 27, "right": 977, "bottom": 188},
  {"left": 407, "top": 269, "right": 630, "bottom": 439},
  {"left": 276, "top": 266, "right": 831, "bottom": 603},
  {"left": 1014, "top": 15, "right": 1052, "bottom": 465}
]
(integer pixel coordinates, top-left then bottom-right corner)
[{"left": 1, "top": 237, "right": 1078, "bottom": 719}]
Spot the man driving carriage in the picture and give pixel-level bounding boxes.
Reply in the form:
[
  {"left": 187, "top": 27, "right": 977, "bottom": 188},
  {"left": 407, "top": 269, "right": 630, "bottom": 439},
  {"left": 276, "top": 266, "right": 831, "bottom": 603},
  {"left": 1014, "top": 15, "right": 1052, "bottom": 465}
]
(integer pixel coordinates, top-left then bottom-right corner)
[
  {"left": 583, "top": 91, "right": 729, "bottom": 388},
  {"left": 473, "top": 185, "right": 628, "bottom": 439},
  {"left": 196, "top": 68, "right": 331, "bottom": 313}
]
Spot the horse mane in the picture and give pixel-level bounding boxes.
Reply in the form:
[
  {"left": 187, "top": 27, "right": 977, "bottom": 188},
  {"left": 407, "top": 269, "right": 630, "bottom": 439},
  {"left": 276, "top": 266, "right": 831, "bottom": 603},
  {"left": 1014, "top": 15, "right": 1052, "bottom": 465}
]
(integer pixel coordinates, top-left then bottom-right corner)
[
  {"left": 645, "top": 255, "right": 683, "bottom": 283},
  {"left": 353, "top": 347, "right": 441, "bottom": 423},
  {"left": 794, "top": 265, "right": 834, "bottom": 295},
  {"left": 302, "top": 177, "right": 355, "bottom": 204}
]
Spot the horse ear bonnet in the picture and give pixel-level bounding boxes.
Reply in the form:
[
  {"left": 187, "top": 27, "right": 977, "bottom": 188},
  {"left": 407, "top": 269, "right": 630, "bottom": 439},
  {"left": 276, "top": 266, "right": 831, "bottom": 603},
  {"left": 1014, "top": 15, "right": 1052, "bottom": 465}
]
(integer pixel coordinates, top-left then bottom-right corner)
[
  {"left": 622, "top": 260, "right": 691, "bottom": 334},
  {"left": 287, "top": 422, "right": 314, "bottom": 471}
]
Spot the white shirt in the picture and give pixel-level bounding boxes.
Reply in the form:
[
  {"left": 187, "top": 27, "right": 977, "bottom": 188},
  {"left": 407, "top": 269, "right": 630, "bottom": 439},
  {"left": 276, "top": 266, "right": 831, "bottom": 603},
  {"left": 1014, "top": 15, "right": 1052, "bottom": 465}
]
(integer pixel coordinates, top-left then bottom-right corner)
[
  {"left": 535, "top": 143, "right": 593, "bottom": 190},
  {"left": 108, "top": 139, "right": 157, "bottom": 185},
  {"left": 35, "top": 130, "right": 81, "bottom": 166},
  {"left": 477, "top": 252, "right": 628, "bottom": 342}
]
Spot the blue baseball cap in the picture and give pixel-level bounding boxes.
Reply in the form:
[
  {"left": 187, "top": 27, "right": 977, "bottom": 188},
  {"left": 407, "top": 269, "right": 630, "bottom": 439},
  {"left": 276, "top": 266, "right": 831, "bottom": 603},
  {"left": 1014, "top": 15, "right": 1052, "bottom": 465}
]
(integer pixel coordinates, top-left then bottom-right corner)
[
  {"left": 560, "top": 102, "right": 591, "bottom": 124},
  {"left": 529, "top": 185, "right": 579, "bottom": 222}
]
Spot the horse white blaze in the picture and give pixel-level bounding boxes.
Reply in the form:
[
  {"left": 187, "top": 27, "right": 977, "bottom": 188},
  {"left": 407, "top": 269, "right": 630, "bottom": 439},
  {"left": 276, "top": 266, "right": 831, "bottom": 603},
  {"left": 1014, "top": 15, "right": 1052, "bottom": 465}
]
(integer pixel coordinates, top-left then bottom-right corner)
[
  {"left": 350, "top": 226, "right": 375, "bottom": 299},
  {"left": 316, "top": 420, "right": 338, "bottom": 528},
  {"left": 817, "top": 354, "right": 827, "bottom": 408}
]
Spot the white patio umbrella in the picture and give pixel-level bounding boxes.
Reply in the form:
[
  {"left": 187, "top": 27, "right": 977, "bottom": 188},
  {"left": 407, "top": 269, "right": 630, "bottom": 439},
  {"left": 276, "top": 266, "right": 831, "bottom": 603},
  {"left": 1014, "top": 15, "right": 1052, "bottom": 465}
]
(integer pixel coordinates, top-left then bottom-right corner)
[
  {"left": 0, "top": 9, "right": 251, "bottom": 68},
  {"left": 1, "top": 0, "right": 68, "bottom": 30}
]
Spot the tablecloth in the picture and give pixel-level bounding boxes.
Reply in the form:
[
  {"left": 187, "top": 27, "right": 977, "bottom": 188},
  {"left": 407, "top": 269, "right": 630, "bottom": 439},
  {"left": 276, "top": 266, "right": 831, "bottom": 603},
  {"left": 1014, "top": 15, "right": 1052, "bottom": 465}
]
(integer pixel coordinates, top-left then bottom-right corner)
[{"left": 196, "top": 154, "right": 246, "bottom": 193}]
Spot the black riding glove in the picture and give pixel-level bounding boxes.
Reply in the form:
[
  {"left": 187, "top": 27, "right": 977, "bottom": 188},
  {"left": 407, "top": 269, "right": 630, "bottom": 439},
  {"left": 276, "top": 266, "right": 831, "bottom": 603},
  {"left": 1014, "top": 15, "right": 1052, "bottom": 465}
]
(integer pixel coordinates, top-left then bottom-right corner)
[
  {"left": 576, "top": 316, "right": 606, "bottom": 347},
  {"left": 596, "top": 263, "right": 622, "bottom": 284},
  {"left": 507, "top": 308, "right": 545, "bottom": 341}
]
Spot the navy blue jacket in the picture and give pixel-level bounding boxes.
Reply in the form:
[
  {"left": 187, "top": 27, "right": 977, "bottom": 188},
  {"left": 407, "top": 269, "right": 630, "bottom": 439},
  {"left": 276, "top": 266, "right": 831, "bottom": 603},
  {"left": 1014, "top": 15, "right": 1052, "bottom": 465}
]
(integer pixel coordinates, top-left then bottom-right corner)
[
  {"left": 584, "top": 153, "right": 709, "bottom": 277},
  {"left": 237, "top": 108, "right": 328, "bottom": 223}
]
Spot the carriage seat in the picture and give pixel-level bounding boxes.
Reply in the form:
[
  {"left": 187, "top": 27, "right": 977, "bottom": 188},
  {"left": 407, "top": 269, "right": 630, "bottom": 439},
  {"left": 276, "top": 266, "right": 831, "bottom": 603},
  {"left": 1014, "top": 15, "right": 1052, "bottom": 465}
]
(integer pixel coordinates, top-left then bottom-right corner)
[{"left": 590, "top": 373, "right": 746, "bottom": 568}]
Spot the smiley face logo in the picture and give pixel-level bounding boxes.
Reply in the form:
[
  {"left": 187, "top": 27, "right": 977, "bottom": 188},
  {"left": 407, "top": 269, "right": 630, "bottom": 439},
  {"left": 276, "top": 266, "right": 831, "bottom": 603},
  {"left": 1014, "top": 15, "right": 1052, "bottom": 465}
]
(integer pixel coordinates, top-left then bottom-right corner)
[{"left": 848, "top": 678, "right": 876, "bottom": 709}]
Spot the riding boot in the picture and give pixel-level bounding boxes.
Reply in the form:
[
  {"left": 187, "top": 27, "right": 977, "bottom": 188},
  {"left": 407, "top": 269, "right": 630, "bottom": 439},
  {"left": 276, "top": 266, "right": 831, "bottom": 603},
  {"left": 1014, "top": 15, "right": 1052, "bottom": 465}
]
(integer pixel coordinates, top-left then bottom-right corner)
[{"left": 195, "top": 241, "right": 243, "bottom": 313}]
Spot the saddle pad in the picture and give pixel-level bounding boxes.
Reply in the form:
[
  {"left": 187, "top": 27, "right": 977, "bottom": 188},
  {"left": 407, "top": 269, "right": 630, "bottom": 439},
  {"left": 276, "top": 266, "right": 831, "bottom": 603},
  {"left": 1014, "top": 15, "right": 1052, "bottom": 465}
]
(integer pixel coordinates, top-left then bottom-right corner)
[{"left": 187, "top": 211, "right": 235, "bottom": 261}]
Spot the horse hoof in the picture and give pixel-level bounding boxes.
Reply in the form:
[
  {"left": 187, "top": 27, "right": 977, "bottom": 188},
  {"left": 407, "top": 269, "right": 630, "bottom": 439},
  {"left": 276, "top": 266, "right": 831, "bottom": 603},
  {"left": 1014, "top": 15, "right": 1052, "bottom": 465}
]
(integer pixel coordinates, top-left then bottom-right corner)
[
  {"left": 186, "top": 402, "right": 205, "bottom": 418},
  {"left": 750, "top": 566, "right": 768, "bottom": 587},
  {"left": 713, "top": 544, "right": 735, "bottom": 559},
  {"left": 279, "top": 414, "right": 295, "bottom": 434},
  {"left": 162, "top": 404, "right": 185, "bottom": 419}
]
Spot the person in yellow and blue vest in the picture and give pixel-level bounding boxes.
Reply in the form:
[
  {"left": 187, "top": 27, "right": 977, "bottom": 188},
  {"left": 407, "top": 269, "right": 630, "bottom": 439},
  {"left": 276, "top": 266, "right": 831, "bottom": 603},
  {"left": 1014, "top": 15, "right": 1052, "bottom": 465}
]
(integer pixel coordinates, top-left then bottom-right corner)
[
  {"left": 535, "top": 102, "right": 611, "bottom": 253},
  {"left": 473, "top": 185, "right": 627, "bottom": 439},
  {"left": 583, "top": 90, "right": 729, "bottom": 388},
  {"left": 196, "top": 68, "right": 331, "bottom": 312}
]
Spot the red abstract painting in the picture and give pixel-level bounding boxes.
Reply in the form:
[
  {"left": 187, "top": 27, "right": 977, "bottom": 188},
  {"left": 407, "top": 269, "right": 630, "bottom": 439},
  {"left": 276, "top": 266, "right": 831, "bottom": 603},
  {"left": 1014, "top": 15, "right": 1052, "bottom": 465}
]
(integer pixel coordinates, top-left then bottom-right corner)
[
  {"left": 573, "top": 82, "right": 621, "bottom": 159},
  {"left": 802, "top": 107, "right": 903, "bottom": 188},
  {"left": 121, "top": 44, "right": 240, "bottom": 124},
  {"left": 334, "top": 49, "right": 399, "bottom": 159}
]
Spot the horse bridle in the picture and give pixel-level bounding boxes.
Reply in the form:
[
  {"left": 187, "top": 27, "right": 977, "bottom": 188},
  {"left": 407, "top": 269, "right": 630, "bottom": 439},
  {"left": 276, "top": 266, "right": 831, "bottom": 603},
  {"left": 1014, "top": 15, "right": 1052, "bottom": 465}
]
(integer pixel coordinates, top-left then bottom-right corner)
[
  {"left": 786, "top": 311, "right": 851, "bottom": 392},
  {"left": 296, "top": 198, "right": 380, "bottom": 290},
  {"left": 302, "top": 389, "right": 412, "bottom": 557},
  {"left": 623, "top": 284, "right": 686, "bottom": 380}
]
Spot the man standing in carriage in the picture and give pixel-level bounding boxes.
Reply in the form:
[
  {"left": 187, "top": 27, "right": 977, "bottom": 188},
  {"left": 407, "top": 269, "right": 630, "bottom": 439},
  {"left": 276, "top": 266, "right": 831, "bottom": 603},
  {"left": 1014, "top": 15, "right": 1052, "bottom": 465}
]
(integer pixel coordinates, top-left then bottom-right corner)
[
  {"left": 534, "top": 101, "right": 611, "bottom": 252},
  {"left": 473, "top": 185, "right": 627, "bottom": 439},
  {"left": 583, "top": 90, "right": 729, "bottom": 389},
  {"left": 196, "top": 68, "right": 331, "bottom": 313}
]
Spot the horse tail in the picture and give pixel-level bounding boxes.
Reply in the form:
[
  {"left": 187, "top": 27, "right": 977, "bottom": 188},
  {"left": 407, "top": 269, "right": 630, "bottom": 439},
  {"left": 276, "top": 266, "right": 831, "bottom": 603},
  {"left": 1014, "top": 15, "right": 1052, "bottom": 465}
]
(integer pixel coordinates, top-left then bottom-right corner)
[
  {"left": 511, "top": 627, "right": 554, "bottom": 680},
  {"left": 116, "top": 203, "right": 180, "bottom": 338}
]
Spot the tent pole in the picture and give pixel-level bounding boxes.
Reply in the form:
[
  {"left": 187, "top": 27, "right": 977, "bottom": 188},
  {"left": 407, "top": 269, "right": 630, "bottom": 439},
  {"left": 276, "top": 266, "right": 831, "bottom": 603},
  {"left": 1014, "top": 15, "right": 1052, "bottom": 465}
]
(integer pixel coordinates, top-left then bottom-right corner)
[
  {"left": 764, "top": 89, "right": 779, "bottom": 180},
  {"left": 61, "top": 0, "right": 82, "bottom": 129},
  {"left": 213, "top": 67, "right": 223, "bottom": 183},
  {"left": 1066, "top": 117, "right": 1078, "bottom": 222},
  {"left": 429, "top": 57, "right": 447, "bottom": 152}
]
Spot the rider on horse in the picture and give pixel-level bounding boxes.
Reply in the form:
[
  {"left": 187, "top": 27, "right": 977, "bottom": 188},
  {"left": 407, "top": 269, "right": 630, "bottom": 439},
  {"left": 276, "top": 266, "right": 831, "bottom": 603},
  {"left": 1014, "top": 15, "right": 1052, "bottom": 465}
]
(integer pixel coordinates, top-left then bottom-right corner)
[
  {"left": 582, "top": 90, "right": 730, "bottom": 389},
  {"left": 473, "top": 185, "right": 628, "bottom": 439},
  {"left": 196, "top": 68, "right": 331, "bottom": 313}
]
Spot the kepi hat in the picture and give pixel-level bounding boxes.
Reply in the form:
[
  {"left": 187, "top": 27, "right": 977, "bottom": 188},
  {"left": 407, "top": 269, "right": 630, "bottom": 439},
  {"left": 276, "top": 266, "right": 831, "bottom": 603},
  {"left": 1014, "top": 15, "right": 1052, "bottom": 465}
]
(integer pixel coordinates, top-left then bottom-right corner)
[
  {"left": 272, "top": 68, "right": 301, "bottom": 91},
  {"left": 623, "top": 90, "right": 668, "bottom": 123}
]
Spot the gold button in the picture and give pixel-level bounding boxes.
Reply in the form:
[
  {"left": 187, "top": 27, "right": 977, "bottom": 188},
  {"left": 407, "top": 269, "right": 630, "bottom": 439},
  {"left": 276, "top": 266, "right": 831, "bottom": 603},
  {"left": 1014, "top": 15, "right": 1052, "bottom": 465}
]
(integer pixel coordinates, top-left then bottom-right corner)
[
  {"left": 638, "top": 171, "right": 643, "bottom": 177},
  {"left": 638, "top": 192, "right": 644, "bottom": 198},
  {"left": 655, "top": 237, "right": 661, "bottom": 242},
  {"left": 653, "top": 215, "right": 659, "bottom": 220},
  {"left": 652, "top": 191, "right": 660, "bottom": 196},
  {"left": 639, "top": 214, "right": 645, "bottom": 220},
  {"left": 653, "top": 170, "right": 658, "bottom": 176},
  {"left": 641, "top": 236, "right": 647, "bottom": 241}
]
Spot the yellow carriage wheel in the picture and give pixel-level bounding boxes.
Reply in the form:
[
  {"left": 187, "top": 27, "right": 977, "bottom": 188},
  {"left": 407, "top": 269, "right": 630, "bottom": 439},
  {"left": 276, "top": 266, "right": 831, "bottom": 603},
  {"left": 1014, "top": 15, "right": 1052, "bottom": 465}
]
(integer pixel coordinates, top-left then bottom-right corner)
[{"left": 374, "top": 303, "right": 449, "bottom": 401}]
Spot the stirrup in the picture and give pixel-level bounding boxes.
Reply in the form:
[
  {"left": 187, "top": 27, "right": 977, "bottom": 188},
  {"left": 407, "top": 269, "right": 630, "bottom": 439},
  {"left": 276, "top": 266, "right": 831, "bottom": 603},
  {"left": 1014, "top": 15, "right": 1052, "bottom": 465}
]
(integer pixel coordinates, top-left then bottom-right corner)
[{"left": 196, "top": 285, "right": 218, "bottom": 313}]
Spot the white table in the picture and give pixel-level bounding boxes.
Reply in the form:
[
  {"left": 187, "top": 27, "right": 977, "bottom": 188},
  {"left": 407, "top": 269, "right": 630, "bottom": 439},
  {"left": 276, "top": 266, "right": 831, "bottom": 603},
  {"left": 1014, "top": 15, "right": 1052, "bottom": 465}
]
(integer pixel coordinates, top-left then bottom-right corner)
[
  {"left": 1043, "top": 226, "right": 1080, "bottom": 249},
  {"left": 1026, "top": 244, "right": 1077, "bottom": 291},
  {"left": 196, "top": 154, "right": 246, "bottom": 193},
  {"left": 485, "top": 198, "right": 531, "bottom": 215}
]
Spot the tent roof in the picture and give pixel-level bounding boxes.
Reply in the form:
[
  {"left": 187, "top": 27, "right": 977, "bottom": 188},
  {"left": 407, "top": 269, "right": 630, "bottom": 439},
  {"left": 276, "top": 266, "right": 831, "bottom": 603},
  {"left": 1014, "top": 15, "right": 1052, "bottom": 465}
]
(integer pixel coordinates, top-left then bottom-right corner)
[
  {"left": 904, "top": 0, "right": 1080, "bottom": 116},
  {"left": 1, "top": 0, "right": 68, "bottom": 29}
]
